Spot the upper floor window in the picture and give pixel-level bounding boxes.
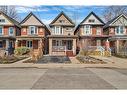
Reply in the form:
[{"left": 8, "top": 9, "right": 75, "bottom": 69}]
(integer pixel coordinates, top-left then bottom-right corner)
[
  {"left": 0, "top": 26, "right": 3, "bottom": 35},
  {"left": 66, "top": 27, "right": 72, "bottom": 31},
  {"left": 0, "top": 19, "right": 5, "bottom": 23},
  {"left": 115, "top": 26, "right": 124, "bottom": 35},
  {"left": 88, "top": 19, "right": 95, "bottom": 23},
  {"left": 52, "top": 26, "right": 63, "bottom": 35},
  {"left": 59, "top": 20, "right": 65, "bottom": 23},
  {"left": 96, "top": 27, "right": 101, "bottom": 35},
  {"left": 84, "top": 25, "right": 92, "bottom": 35},
  {"left": 9, "top": 27, "right": 14, "bottom": 36},
  {"left": 29, "top": 26, "right": 37, "bottom": 35}
]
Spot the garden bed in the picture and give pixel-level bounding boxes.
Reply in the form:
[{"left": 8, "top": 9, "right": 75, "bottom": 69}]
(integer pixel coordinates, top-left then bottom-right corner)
[
  {"left": 76, "top": 55, "right": 106, "bottom": 64},
  {"left": 0, "top": 56, "right": 27, "bottom": 64}
]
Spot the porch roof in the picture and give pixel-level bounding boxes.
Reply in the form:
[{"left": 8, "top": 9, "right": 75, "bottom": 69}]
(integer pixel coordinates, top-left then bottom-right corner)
[
  {"left": 109, "top": 35, "right": 127, "bottom": 40},
  {"left": 80, "top": 35, "right": 110, "bottom": 38},
  {"left": 16, "top": 36, "right": 44, "bottom": 40},
  {"left": 47, "top": 35, "right": 78, "bottom": 38},
  {"left": 0, "top": 36, "right": 16, "bottom": 40}
]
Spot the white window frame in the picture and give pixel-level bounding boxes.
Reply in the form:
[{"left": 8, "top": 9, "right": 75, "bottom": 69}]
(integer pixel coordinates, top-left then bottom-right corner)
[
  {"left": 9, "top": 27, "right": 14, "bottom": 36},
  {"left": 26, "top": 41, "right": 33, "bottom": 48},
  {"left": 0, "top": 26, "right": 3, "bottom": 35},
  {"left": 29, "top": 26, "right": 37, "bottom": 35},
  {"left": 96, "top": 27, "right": 101, "bottom": 35},
  {"left": 115, "top": 26, "right": 125, "bottom": 35},
  {"left": 53, "top": 26, "right": 63, "bottom": 35},
  {"left": 84, "top": 25, "right": 92, "bottom": 35}
]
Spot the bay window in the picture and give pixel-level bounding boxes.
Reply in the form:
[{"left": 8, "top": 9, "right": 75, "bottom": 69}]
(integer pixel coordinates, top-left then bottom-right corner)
[
  {"left": 84, "top": 25, "right": 92, "bottom": 35},
  {"left": 29, "top": 26, "right": 37, "bottom": 35}
]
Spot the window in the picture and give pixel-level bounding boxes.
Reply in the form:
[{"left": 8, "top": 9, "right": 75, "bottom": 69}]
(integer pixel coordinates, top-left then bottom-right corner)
[
  {"left": 0, "top": 41, "right": 2, "bottom": 48},
  {"left": 59, "top": 20, "right": 65, "bottom": 23},
  {"left": 27, "top": 41, "right": 32, "bottom": 48},
  {"left": 84, "top": 25, "right": 92, "bottom": 35},
  {"left": 0, "top": 26, "right": 3, "bottom": 35},
  {"left": 53, "top": 26, "right": 63, "bottom": 35},
  {"left": 9, "top": 27, "right": 14, "bottom": 36},
  {"left": 96, "top": 27, "right": 101, "bottom": 35},
  {"left": 66, "top": 27, "right": 72, "bottom": 31},
  {"left": 115, "top": 26, "right": 124, "bottom": 35},
  {"left": 29, "top": 26, "right": 37, "bottom": 35},
  {"left": 67, "top": 40, "right": 72, "bottom": 50},
  {"left": 88, "top": 19, "right": 95, "bottom": 23},
  {"left": 0, "top": 19, "right": 5, "bottom": 23}
]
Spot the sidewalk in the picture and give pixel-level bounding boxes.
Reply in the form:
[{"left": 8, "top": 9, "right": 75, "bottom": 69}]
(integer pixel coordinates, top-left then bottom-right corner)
[{"left": 0, "top": 56, "right": 127, "bottom": 69}]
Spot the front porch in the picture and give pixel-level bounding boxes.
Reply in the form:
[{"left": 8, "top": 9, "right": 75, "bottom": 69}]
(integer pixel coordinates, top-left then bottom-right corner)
[
  {"left": 49, "top": 38, "right": 76, "bottom": 57},
  {"left": 0, "top": 38, "right": 15, "bottom": 55},
  {"left": 15, "top": 37, "right": 45, "bottom": 56}
]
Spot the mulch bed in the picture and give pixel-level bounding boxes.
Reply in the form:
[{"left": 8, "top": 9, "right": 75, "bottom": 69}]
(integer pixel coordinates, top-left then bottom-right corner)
[
  {"left": 0, "top": 56, "right": 27, "bottom": 64},
  {"left": 76, "top": 56, "right": 107, "bottom": 64}
]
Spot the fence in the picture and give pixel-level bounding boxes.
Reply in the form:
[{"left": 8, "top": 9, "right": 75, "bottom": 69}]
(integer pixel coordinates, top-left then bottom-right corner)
[{"left": 111, "top": 47, "right": 127, "bottom": 56}]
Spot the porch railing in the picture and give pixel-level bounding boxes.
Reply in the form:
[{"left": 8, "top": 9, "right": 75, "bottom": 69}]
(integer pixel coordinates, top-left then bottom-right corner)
[{"left": 52, "top": 46, "right": 66, "bottom": 51}]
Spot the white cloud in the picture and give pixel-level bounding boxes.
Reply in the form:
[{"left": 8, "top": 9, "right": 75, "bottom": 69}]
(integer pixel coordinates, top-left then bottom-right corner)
[
  {"left": 42, "top": 19, "right": 52, "bottom": 24},
  {"left": 16, "top": 6, "right": 49, "bottom": 13}
]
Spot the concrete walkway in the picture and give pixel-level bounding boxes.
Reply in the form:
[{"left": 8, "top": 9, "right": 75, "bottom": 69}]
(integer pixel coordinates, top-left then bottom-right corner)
[{"left": 0, "top": 56, "right": 127, "bottom": 69}]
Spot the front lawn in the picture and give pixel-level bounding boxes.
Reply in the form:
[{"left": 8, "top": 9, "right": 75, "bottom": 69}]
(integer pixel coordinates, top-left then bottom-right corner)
[
  {"left": 76, "top": 55, "right": 107, "bottom": 64},
  {"left": 0, "top": 56, "right": 27, "bottom": 64}
]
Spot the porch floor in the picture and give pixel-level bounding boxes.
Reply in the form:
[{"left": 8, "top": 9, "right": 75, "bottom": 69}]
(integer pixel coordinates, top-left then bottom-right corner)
[{"left": 36, "top": 56, "right": 71, "bottom": 64}]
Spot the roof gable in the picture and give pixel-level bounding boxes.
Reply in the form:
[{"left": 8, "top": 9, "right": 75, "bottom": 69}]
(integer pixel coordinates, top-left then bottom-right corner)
[
  {"left": 0, "top": 11, "right": 20, "bottom": 27},
  {"left": 20, "top": 12, "right": 45, "bottom": 26},
  {"left": 110, "top": 14, "right": 127, "bottom": 26},
  {"left": 104, "top": 14, "right": 127, "bottom": 28},
  {"left": 80, "top": 12, "right": 104, "bottom": 25},
  {"left": 50, "top": 12, "right": 75, "bottom": 26}
]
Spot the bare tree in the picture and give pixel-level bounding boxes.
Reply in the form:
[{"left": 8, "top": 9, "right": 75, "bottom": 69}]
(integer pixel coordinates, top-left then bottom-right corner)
[
  {"left": 0, "top": 6, "right": 19, "bottom": 21},
  {"left": 103, "top": 6, "right": 127, "bottom": 22}
]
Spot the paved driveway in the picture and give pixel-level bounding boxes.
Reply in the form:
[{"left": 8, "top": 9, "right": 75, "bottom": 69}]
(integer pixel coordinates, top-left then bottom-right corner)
[{"left": 0, "top": 68, "right": 127, "bottom": 89}]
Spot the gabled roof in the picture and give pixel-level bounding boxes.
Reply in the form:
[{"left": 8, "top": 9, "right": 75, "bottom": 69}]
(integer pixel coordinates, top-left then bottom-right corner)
[
  {"left": 104, "top": 13, "right": 127, "bottom": 28},
  {"left": 80, "top": 11, "right": 105, "bottom": 25},
  {"left": 20, "top": 12, "right": 45, "bottom": 26},
  {"left": 49, "top": 11, "right": 75, "bottom": 26},
  {"left": 0, "top": 11, "right": 20, "bottom": 28}
]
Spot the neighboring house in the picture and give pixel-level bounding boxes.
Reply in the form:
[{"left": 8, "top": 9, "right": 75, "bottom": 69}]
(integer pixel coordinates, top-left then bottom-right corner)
[
  {"left": 0, "top": 11, "right": 20, "bottom": 55},
  {"left": 48, "top": 11, "right": 77, "bottom": 56},
  {"left": 16, "top": 12, "right": 50, "bottom": 55},
  {"left": 104, "top": 13, "right": 127, "bottom": 54},
  {"left": 74, "top": 12, "right": 109, "bottom": 52}
]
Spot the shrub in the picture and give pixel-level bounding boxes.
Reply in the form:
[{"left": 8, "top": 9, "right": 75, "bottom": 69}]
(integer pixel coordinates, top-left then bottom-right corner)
[{"left": 14, "top": 47, "right": 30, "bottom": 55}]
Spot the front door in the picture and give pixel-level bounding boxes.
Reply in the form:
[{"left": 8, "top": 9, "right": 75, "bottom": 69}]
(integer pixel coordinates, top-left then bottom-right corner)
[{"left": 66, "top": 40, "right": 73, "bottom": 57}]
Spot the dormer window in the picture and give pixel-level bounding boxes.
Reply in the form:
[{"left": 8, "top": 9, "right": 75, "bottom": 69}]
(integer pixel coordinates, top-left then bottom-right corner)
[
  {"left": 59, "top": 20, "right": 65, "bottom": 23},
  {"left": 115, "top": 26, "right": 125, "bottom": 35},
  {"left": 0, "top": 19, "right": 5, "bottom": 23},
  {"left": 88, "top": 19, "right": 95, "bottom": 23}
]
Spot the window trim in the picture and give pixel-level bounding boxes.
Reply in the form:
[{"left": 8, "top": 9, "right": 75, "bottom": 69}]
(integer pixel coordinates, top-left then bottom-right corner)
[
  {"left": 96, "top": 27, "right": 101, "bottom": 35},
  {"left": 115, "top": 26, "right": 125, "bottom": 35},
  {"left": 9, "top": 27, "right": 14, "bottom": 36},
  {"left": 29, "top": 26, "right": 37, "bottom": 35},
  {"left": 53, "top": 26, "right": 63, "bottom": 35},
  {"left": 0, "top": 26, "right": 3, "bottom": 35},
  {"left": 84, "top": 25, "right": 92, "bottom": 35},
  {"left": 26, "top": 41, "right": 33, "bottom": 48}
]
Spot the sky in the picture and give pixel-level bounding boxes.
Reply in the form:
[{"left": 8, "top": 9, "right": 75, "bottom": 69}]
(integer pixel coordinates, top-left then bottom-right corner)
[{"left": 15, "top": 6, "right": 108, "bottom": 25}]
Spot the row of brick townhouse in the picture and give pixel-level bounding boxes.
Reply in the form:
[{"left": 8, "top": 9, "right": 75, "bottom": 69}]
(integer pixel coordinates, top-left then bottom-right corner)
[{"left": 0, "top": 11, "right": 127, "bottom": 56}]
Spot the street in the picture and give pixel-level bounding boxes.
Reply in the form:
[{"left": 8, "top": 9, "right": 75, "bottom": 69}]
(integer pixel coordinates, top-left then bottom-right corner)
[{"left": 0, "top": 67, "right": 127, "bottom": 89}]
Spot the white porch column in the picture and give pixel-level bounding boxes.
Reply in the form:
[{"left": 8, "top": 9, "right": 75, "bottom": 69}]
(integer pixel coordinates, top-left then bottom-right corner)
[
  {"left": 73, "top": 39, "right": 76, "bottom": 55},
  {"left": 116, "top": 40, "right": 119, "bottom": 53},
  {"left": 49, "top": 38, "right": 52, "bottom": 55},
  {"left": 6, "top": 39, "right": 9, "bottom": 55},
  {"left": 15, "top": 40, "right": 18, "bottom": 49}
]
